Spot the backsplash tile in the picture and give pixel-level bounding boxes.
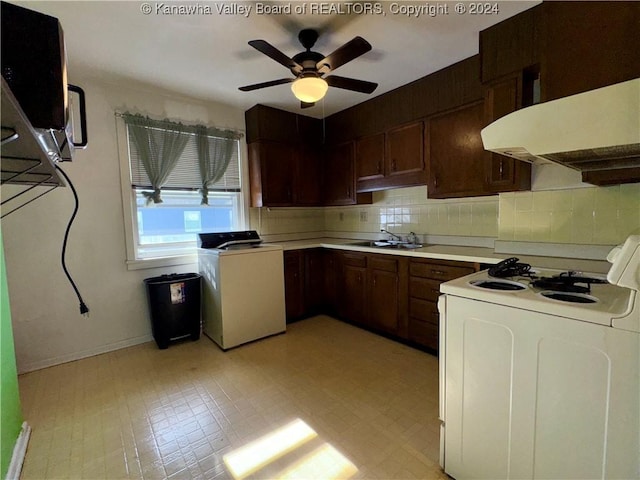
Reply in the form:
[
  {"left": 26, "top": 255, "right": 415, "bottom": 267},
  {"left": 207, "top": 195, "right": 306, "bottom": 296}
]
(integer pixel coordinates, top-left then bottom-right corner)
[
  {"left": 499, "top": 184, "right": 640, "bottom": 245},
  {"left": 251, "top": 183, "right": 639, "bottom": 246}
]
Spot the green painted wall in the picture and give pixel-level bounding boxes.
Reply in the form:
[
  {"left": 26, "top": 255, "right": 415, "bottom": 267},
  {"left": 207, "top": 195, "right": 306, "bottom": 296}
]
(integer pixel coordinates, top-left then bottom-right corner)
[{"left": 1, "top": 229, "right": 23, "bottom": 479}]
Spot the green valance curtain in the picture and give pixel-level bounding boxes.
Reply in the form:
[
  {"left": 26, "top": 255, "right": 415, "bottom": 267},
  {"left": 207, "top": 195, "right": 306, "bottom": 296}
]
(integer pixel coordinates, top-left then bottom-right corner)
[{"left": 122, "top": 113, "right": 243, "bottom": 204}]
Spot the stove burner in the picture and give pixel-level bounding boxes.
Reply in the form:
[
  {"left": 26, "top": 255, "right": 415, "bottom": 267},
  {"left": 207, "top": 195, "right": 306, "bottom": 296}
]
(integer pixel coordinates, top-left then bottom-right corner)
[
  {"left": 540, "top": 291, "right": 598, "bottom": 304},
  {"left": 532, "top": 272, "right": 607, "bottom": 294},
  {"left": 470, "top": 279, "right": 527, "bottom": 291}
]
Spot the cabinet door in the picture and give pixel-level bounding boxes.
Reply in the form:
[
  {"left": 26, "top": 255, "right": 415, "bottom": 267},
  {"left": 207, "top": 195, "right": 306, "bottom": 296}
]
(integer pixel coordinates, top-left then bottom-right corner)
[
  {"left": 356, "top": 133, "right": 385, "bottom": 182},
  {"left": 427, "top": 101, "right": 487, "bottom": 199},
  {"left": 295, "top": 145, "right": 322, "bottom": 206},
  {"left": 484, "top": 75, "right": 531, "bottom": 192},
  {"left": 342, "top": 264, "right": 367, "bottom": 325},
  {"left": 304, "top": 249, "right": 324, "bottom": 315},
  {"left": 369, "top": 269, "right": 400, "bottom": 334},
  {"left": 283, "top": 250, "right": 305, "bottom": 321},
  {"left": 248, "top": 141, "right": 295, "bottom": 207},
  {"left": 386, "top": 121, "right": 425, "bottom": 177},
  {"left": 540, "top": 2, "right": 640, "bottom": 102},
  {"left": 323, "top": 251, "right": 341, "bottom": 315},
  {"left": 479, "top": 5, "right": 539, "bottom": 84},
  {"left": 324, "top": 141, "right": 357, "bottom": 206}
]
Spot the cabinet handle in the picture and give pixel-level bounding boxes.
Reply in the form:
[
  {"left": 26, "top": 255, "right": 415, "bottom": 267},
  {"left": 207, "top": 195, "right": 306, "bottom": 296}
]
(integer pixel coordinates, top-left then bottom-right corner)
[
  {"left": 377, "top": 161, "right": 382, "bottom": 174},
  {"left": 347, "top": 186, "right": 351, "bottom": 198},
  {"left": 432, "top": 269, "right": 446, "bottom": 276},
  {"left": 433, "top": 175, "right": 438, "bottom": 188},
  {"left": 391, "top": 159, "right": 397, "bottom": 171},
  {"left": 499, "top": 159, "right": 504, "bottom": 179}
]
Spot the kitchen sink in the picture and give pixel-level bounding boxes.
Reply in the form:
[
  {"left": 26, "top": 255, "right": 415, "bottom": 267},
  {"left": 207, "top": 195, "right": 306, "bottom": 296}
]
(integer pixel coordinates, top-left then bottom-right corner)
[{"left": 349, "top": 240, "right": 424, "bottom": 249}]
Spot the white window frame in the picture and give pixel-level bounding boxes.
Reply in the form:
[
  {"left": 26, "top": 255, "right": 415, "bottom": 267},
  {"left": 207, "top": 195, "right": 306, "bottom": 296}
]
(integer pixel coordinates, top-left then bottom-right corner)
[{"left": 115, "top": 114, "right": 250, "bottom": 270}]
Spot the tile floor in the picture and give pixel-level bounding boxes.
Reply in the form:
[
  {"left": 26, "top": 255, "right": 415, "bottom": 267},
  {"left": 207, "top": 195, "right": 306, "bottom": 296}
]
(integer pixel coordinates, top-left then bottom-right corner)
[{"left": 18, "top": 316, "right": 445, "bottom": 480}]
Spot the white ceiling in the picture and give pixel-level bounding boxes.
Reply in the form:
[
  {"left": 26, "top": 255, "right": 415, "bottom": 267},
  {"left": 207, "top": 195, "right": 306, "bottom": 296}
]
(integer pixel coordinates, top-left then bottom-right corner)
[{"left": 16, "top": 0, "right": 540, "bottom": 118}]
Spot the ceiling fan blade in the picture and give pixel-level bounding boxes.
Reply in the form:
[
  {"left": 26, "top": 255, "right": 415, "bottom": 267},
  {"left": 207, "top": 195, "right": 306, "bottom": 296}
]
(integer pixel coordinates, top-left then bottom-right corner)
[
  {"left": 316, "top": 37, "right": 372, "bottom": 74},
  {"left": 325, "top": 75, "right": 378, "bottom": 94},
  {"left": 300, "top": 101, "right": 315, "bottom": 109},
  {"left": 238, "top": 78, "right": 294, "bottom": 92},
  {"left": 248, "top": 39, "right": 303, "bottom": 74}
]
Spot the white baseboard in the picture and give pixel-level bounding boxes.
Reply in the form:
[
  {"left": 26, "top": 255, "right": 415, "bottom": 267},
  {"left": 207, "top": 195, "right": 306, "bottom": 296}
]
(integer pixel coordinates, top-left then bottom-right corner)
[
  {"left": 6, "top": 422, "right": 31, "bottom": 480},
  {"left": 17, "top": 334, "right": 153, "bottom": 374}
]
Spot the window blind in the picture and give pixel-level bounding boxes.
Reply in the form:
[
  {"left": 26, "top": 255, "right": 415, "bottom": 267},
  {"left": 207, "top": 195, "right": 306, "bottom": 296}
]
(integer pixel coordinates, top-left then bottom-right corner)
[{"left": 126, "top": 121, "right": 242, "bottom": 192}]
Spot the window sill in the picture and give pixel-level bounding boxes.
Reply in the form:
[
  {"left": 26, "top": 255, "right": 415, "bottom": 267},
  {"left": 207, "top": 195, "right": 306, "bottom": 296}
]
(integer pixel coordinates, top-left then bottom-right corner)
[{"left": 126, "top": 254, "right": 198, "bottom": 271}]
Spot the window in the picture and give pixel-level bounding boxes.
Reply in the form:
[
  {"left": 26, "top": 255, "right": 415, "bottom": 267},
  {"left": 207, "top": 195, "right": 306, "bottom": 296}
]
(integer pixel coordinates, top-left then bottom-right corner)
[{"left": 118, "top": 114, "right": 246, "bottom": 264}]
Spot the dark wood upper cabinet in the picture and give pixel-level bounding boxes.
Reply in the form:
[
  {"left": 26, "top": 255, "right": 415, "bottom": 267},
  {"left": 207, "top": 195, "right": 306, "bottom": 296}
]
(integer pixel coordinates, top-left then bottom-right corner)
[
  {"left": 386, "top": 122, "right": 425, "bottom": 177},
  {"left": 355, "top": 121, "right": 427, "bottom": 193},
  {"left": 483, "top": 74, "right": 531, "bottom": 193},
  {"left": 248, "top": 141, "right": 296, "bottom": 207},
  {"left": 324, "top": 141, "right": 373, "bottom": 206},
  {"left": 295, "top": 145, "right": 322, "bottom": 206},
  {"left": 246, "top": 105, "right": 323, "bottom": 207},
  {"left": 539, "top": 1, "right": 640, "bottom": 102},
  {"left": 479, "top": 5, "right": 540, "bottom": 84},
  {"left": 245, "top": 104, "right": 299, "bottom": 144},
  {"left": 427, "top": 101, "right": 487, "bottom": 199},
  {"left": 356, "top": 133, "right": 385, "bottom": 183}
]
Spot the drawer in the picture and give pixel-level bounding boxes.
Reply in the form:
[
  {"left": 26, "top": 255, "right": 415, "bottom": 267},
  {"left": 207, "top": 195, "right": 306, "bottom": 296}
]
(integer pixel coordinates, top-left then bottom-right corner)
[
  {"left": 409, "top": 277, "right": 441, "bottom": 302},
  {"left": 369, "top": 255, "right": 398, "bottom": 273},
  {"left": 342, "top": 252, "right": 367, "bottom": 267},
  {"left": 409, "top": 298, "right": 439, "bottom": 325},
  {"left": 410, "top": 261, "right": 474, "bottom": 281},
  {"left": 408, "top": 318, "right": 439, "bottom": 351}
]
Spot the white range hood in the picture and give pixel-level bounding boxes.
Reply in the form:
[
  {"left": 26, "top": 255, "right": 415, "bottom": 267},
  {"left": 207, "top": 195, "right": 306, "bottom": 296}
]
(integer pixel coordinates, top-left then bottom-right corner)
[{"left": 481, "top": 78, "right": 640, "bottom": 172}]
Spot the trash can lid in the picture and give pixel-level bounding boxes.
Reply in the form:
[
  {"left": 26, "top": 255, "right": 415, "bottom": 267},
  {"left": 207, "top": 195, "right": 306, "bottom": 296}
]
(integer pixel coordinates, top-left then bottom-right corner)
[{"left": 144, "top": 273, "right": 201, "bottom": 284}]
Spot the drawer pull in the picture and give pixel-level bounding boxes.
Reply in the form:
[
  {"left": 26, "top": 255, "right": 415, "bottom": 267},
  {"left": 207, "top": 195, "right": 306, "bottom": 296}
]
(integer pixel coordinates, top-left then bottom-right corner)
[{"left": 431, "top": 269, "right": 446, "bottom": 275}]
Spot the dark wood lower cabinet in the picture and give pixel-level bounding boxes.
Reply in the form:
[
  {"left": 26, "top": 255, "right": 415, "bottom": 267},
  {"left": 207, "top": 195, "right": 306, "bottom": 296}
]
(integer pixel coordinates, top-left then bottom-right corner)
[
  {"left": 408, "top": 258, "right": 477, "bottom": 350},
  {"left": 340, "top": 253, "right": 368, "bottom": 325},
  {"left": 283, "top": 248, "right": 325, "bottom": 322},
  {"left": 304, "top": 249, "right": 324, "bottom": 315},
  {"left": 283, "top": 248, "right": 479, "bottom": 352},
  {"left": 283, "top": 250, "right": 305, "bottom": 321},
  {"left": 323, "top": 250, "right": 341, "bottom": 316}
]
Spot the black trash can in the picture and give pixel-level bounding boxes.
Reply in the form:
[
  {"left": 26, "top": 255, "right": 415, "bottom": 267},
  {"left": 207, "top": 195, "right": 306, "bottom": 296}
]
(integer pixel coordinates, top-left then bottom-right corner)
[{"left": 144, "top": 273, "right": 202, "bottom": 349}]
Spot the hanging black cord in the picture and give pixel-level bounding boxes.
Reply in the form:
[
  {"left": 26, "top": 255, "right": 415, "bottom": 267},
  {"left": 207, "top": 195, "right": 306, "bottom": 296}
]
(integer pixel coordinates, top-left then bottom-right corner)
[{"left": 55, "top": 164, "right": 89, "bottom": 315}]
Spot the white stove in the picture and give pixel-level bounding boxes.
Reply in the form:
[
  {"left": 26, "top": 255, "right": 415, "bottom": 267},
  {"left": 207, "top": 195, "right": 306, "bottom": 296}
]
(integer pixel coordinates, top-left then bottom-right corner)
[
  {"left": 443, "top": 266, "right": 636, "bottom": 330},
  {"left": 438, "top": 236, "right": 640, "bottom": 480}
]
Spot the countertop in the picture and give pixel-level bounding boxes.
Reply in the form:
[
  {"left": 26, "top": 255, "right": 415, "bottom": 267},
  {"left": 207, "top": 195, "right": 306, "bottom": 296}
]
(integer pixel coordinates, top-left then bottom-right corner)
[{"left": 265, "top": 237, "right": 613, "bottom": 273}]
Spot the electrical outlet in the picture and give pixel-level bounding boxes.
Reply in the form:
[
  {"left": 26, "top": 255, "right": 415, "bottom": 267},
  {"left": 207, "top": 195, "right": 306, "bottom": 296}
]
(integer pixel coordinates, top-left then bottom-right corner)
[{"left": 359, "top": 210, "right": 368, "bottom": 222}]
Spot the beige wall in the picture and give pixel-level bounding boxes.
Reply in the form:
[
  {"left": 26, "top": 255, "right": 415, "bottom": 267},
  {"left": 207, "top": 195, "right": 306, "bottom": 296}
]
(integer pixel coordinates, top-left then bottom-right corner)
[
  {"left": 2, "top": 73, "right": 244, "bottom": 373},
  {"left": 255, "top": 183, "right": 640, "bottom": 245}
]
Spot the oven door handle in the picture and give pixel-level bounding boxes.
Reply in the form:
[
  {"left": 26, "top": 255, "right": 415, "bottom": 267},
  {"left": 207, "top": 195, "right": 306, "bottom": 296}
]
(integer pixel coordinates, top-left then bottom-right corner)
[{"left": 68, "top": 84, "right": 88, "bottom": 148}]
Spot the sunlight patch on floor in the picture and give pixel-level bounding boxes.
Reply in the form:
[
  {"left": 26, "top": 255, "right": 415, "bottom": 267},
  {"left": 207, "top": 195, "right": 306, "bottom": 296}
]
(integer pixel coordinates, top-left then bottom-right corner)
[
  {"left": 276, "top": 443, "right": 358, "bottom": 480},
  {"left": 223, "top": 418, "right": 358, "bottom": 480}
]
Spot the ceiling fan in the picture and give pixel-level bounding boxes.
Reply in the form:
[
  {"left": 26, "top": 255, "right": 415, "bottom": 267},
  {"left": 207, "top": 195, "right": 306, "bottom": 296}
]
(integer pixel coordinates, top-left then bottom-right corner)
[{"left": 239, "top": 29, "right": 378, "bottom": 108}]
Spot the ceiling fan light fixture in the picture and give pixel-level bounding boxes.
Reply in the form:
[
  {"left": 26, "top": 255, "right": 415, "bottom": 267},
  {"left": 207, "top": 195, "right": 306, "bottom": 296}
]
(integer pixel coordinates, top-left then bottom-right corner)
[{"left": 291, "top": 77, "right": 328, "bottom": 103}]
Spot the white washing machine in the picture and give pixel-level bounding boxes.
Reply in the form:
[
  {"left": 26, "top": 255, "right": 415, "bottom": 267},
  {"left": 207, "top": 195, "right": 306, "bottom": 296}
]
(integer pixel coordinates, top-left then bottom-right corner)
[{"left": 198, "top": 231, "right": 286, "bottom": 350}]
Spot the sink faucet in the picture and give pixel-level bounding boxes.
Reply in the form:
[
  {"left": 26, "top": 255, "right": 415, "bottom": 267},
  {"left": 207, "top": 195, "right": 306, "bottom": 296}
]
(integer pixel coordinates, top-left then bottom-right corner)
[
  {"left": 407, "top": 232, "right": 418, "bottom": 245},
  {"left": 381, "top": 229, "right": 403, "bottom": 242}
]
